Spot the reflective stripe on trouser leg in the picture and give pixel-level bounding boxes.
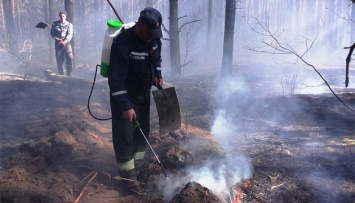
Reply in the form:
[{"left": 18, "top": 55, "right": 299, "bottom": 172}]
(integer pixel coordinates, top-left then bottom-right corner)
[
  {"left": 134, "top": 151, "right": 145, "bottom": 160},
  {"left": 117, "top": 158, "right": 135, "bottom": 172}
]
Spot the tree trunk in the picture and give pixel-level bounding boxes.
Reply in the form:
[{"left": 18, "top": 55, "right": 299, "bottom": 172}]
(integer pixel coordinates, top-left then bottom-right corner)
[
  {"left": 65, "top": 0, "right": 75, "bottom": 54},
  {"left": 351, "top": 2, "right": 355, "bottom": 43},
  {"left": 206, "top": 0, "right": 212, "bottom": 48},
  {"left": 78, "top": 0, "right": 87, "bottom": 49},
  {"left": 93, "top": 0, "right": 102, "bottom": 44},
  {"left": 47, "top": 0, "right": 55, "bottom": 64},
  {"left": 221, "top": 0, "right": 236, "bottom": 76},
  {"left": 169, "top": 0, "right": 181, "bottom": 76},
  {"left": 3, "top": 0, "right": 19, "bottom": 52},
  {"left": 146, "top": 0, "right": 154, "bottom": 7},
  {"left": 41, "top": 1, "right": 50, "bottom": 62}
]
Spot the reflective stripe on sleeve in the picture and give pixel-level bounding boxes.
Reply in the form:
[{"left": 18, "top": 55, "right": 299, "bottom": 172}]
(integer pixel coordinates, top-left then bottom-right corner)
[
  {"left": 117, "top": 159, "right": 135, "bottom": 171},
  {"left": 111, "top": 90, "right": 127, "bottom": 96},
  {"left": 134, "top": 151, "right": 145, "bottom": 160},
  {"left": 131, "top": 51, "right": 148, "bottom": 56}
]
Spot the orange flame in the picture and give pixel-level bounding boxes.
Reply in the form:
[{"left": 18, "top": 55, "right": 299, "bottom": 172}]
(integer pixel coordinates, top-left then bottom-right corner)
[
  {"left": 230, "top": 181, "right": 249, "bottom": 203},
  {"left": 243, "top": 180, "right": 250, "bottom": 188},
  {"left": 231, "top": 188, "right": 242, "bottom": 203}
]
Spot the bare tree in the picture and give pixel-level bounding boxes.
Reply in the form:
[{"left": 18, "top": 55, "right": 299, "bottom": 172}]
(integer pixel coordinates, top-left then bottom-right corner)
[
  {"left": 180, "top": 12, "right": 201, "bottom": 75},
  {"left": 1, "top": 0, "right": 32, "bottom": 78},
  {"left": 65, "top": 0, "right": 75, "bottom": 54},
  {"left": 48, "top": 0, "right": 56, "bottom": 63},
  {"left": 93, "top": 0, "right": 102, "bottom": 43},
  {"left": 348, "top": 1, "right": 355, "bottom": 87},
  {"left": 168, "top": 0, "right": 181, "bottom": 76},
  {"left": 221, "top": 0, "right": 236, "bottom": 76},
  {"left": 345, "top": 43, "right": 355, "bottom": 87},
  {"left": 345, "top": 1, "right": 354, "bottom": 88},
  {"left": 245, "top": 17, "right": 354, "bottom": 111},
  {"left": 351, "top": 0, "right": 355, "bottom": 43},
  {"left": 145, "top": 0, "right": 157, "bottom": 7},
  {"left": 2, "top": 0, "right": 18, "bottom": 52},
  {"left": 166, "top": 0, "right": 200, "bottom": 76},
  {"left": 206, "top": 0, "right": 212, "bottom": 49},
  {"left": 325, "top": 1, "right": 354, "bottom": 87}
]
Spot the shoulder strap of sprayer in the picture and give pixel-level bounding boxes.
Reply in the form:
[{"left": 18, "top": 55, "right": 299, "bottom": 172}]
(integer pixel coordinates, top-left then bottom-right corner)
[{"left": 112, "top": 26, "right": 134, "bottom": 53}]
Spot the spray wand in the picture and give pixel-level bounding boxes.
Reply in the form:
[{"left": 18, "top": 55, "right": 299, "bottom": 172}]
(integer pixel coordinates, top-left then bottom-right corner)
[{"left": 133, "top": 118, "right": 168, "bottom": 178}]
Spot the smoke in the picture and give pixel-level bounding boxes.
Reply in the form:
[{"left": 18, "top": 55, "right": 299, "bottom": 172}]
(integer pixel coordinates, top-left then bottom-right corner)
[
  {"left": 188, "top": 155, "right": 252, "bottom": 194},
  {"left": 209, "top": 76, "right": 254, "bottom": 187},
  {"left": 210, "top": 110, "right": 238, "bottom": 146},
  {"left": 156, "top": 76, "right": 253, "bottom": 202},
  {"left": 156, "top": 154, "right": 252, "bottom": 202}
]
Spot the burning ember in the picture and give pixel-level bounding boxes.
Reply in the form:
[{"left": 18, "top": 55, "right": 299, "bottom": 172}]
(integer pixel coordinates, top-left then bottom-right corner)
[{"left": 230, "top": 180, "right": 250, "bottom": 203}]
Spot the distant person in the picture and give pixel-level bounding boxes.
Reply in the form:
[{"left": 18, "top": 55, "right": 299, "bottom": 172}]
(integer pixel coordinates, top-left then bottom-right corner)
[
  {"left": 107, "top": 7, "right": 163, "bottom": 194},
  {"left": 50, "top": 11, "right": 74, "bottom": 76}
]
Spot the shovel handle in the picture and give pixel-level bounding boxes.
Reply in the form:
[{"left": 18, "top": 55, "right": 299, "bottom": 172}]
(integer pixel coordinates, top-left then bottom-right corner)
[
  {"left": 157, "top": 84, "right": 168, "bottom": 98},
  {"left": 106, "top": 0, "right": 124, "bottom": 23}
]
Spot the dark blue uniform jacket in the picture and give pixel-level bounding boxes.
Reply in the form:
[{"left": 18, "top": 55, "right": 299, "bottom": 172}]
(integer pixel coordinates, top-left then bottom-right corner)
[{"left": 108, "top": 26, "right": 162, "bottom": 111}]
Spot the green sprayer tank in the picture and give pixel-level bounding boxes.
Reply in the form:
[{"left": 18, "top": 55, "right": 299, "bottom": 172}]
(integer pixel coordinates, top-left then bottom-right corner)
[{"left": 100, "top": 19, "right": 122, "bottom": 77}]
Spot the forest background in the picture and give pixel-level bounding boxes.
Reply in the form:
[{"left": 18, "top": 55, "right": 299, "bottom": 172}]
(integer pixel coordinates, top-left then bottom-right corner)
[{"left": 0, "top": 0, "right": 354, "bottom": 84}]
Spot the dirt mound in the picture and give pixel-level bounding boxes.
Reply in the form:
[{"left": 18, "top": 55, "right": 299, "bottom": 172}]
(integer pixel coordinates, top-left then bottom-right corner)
[{"left": 171, "top": 181, "right": 222, "bottom": 202}]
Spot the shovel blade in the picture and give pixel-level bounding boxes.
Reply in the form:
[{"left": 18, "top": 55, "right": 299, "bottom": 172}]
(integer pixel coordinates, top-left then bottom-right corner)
[
  {"left": 35, "top": 22, "right": 50, "bottom": 29},
  {"left": 152, "top": 87, "right": 181, "bottom": 135}
]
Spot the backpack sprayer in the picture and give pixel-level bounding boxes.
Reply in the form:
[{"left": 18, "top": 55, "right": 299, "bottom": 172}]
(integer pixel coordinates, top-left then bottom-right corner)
[
  {"left": 87, "top": 19, "right": 120, "bottom": 121},
  {"left": 87, "top": 0, "right": 168, "bottom": 177}
]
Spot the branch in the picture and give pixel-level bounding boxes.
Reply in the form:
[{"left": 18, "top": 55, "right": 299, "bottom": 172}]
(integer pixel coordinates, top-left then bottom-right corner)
[
  {"left": 344, "top": 43, "right": 355, "bottom": 87},
  {"left": 181, "top": 60, "right": 193, "bottom": 68},
  {"left": 178, "top": 15, "right": 187, "bottom": 21},
  {"left": 326, "top": 7, "right": 354, "bottom": 23},
  {"left": 74, "top": 171, "right": 98, "bottom": 203},
  {"left": 161, "top": 23, "right": 174, "bottom": 41},
  {"left": 178, "top": 20, "right": 201, "bottom": 32},
  {"left": 0, "top": 37, "right": 31, "bottom": 79},
  {"left": 245, "top": 16, "right": 355, "bottom": 112}
]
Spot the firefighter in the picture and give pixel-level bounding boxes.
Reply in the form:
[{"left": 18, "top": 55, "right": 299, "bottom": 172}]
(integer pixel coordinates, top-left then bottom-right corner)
[{"left": 107, "top": 7, "right": 163, "bottom": 194}]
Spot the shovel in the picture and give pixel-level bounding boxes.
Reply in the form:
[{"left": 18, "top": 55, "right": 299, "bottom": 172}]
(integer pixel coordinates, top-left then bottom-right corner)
[
  {"left": 35, "top": 22, "right": 51, "bottom": 29},
  {"left": 152, "top": 85, "right": 181, "bottom": 135}
]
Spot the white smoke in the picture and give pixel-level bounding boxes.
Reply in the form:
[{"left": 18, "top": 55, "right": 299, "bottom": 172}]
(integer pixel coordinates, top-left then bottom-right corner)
[
  {"left": 156, "top": 154, "right": 252, "bottom": 202},
  {"left": 157, "top": 76, "right": 254, "bottom": 201},
  {"left": 206, "top": 76, "right": 253, "bottom": 198},
  {"left": 188, "top": 154, "right": 252, "bottom": 195},
  {"left": 211, "top": 109, "right": 239, "bottom": 146},
  {"left": 213, "top": 75, "right": 247, "bottom": 104}
]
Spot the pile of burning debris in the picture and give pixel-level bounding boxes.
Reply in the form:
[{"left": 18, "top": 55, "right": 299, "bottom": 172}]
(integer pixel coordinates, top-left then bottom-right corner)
[{"left": 170, "top": 180, "right": 251, "bottom": 203}]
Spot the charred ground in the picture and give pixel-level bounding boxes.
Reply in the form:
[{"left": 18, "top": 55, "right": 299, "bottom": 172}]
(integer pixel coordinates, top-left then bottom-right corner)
[{"left": 0, "top": 63, "right": 354, "bottom": 203}]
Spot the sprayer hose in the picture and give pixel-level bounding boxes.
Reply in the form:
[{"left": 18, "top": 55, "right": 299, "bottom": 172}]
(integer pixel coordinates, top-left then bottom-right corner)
[{"left": 87, "top": 64, "right": 112, "bottom": 120}]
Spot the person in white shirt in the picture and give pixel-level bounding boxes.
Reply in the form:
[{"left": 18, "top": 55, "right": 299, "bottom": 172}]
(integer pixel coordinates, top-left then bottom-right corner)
[{"left": 50, "top": 11, "right": 74, "bottom": 76}]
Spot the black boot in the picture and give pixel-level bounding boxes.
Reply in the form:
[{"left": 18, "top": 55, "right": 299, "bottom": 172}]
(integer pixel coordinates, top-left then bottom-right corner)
[
  {"left": 135, "top": 159, "right": 146, "bottom": 170},
  {"left": 119, "top": 169, "right": 144, "bottom": 194}
]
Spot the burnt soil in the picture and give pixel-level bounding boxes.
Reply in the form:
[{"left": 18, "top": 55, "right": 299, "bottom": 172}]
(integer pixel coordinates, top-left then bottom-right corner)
[{"left": 0, "top": 63, "right": 354, "bottom": 203}]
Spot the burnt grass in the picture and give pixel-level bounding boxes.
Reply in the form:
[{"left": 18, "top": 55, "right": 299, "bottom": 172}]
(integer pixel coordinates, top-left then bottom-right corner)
[{"left": 0, "top": 65, "right": 354, "bottom": 203}]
